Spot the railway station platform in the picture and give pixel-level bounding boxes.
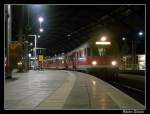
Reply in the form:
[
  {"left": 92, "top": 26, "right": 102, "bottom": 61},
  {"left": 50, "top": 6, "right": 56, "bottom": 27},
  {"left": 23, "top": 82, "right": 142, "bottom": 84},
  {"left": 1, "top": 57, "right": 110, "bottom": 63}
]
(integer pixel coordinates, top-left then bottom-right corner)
[{"left": 4, "top": 70, "right": 144, "bottom": 110}]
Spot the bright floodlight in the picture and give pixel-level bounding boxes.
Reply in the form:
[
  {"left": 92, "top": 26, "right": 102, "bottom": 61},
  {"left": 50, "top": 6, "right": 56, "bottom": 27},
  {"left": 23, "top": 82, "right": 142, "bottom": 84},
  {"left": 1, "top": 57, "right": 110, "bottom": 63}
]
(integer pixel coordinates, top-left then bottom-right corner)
[
  {"left": 139, "top": 32, "right": 143, "bottom": 36},
  {"left": 38, "top": 35, "right": 40, "bottom": 38},
  {"left": 96, "top": 42, "right": 111, "bottom": 45},
  {"left": 39, "top": 28, "right": 44, "bottom": 32},
  {"left": 101, "top": 36, "right": 107, "bottom": 41},
  {"left": 122, "top": 37, "right": 126, "bottom": 40},
  {"left": 38, "top": 17, "right": 44, "bottom": 23}
]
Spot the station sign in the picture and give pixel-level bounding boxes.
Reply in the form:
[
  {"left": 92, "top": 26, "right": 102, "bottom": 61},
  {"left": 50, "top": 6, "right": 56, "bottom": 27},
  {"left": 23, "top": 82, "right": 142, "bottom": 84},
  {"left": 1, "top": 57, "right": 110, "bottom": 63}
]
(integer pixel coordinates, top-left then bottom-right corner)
[
  {"left": 38, "top": 55, "right": 44, "bottom": 61},
  {"left": 9, "top": 41, "right": 22, "bottom": 50},
  {"left": 10, "top": 43, "right": 17, "bottom": 50}
]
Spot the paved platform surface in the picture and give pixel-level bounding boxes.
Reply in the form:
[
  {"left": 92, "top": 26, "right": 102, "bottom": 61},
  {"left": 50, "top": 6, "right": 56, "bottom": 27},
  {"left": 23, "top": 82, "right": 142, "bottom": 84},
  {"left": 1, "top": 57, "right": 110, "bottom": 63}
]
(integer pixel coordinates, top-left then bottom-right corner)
[{"left": 4, "top": 70, "right": 145, "bottom": 110}]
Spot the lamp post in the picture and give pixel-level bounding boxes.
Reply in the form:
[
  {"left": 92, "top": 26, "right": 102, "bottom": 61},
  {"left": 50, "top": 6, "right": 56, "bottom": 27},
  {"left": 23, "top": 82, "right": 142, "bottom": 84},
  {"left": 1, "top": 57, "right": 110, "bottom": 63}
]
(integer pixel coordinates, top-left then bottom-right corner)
[
  {"left": 28, "top": 53, "right": 31, "bottom": 69},
  {"left": 5, "top": 4, "right": 12, "bottom": 78},
  {"left": 122, "top": 37, "right": 135, "bottom": 69},
  {"left": 122, "top": 31, "right": 144, "bottom": 70},
  {"left": 133, "top": 31, "right": 144, "bottom": 66},
  {"left": 28, "top": 35, "right": 37, "bottom": 69},
  {"left": 38, "top": 17, "right": 44, "bottom": 33},
  {"left": 38, "top": 17, "right": 44, "bottom": 28}
]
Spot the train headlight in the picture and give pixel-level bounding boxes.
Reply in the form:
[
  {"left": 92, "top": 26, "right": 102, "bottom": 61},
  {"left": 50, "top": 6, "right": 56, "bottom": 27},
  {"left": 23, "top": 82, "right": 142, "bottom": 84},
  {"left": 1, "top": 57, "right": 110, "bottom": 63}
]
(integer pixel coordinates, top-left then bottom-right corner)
[
  {"left": 17, "top": 62, "right": 22, "bottom": 66},
  {"left": 111, "top": 61, "right": 117, "bottom": 66},
  {"left": 92, "top": 61, "right": 97, "bottom": 65}
]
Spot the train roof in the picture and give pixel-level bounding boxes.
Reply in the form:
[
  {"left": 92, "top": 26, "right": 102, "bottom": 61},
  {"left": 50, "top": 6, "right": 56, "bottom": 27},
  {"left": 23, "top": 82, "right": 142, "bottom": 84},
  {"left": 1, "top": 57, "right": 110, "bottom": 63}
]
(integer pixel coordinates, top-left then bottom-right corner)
[{"left": 66, "top": 42, "right": 90, "bottom": 56}]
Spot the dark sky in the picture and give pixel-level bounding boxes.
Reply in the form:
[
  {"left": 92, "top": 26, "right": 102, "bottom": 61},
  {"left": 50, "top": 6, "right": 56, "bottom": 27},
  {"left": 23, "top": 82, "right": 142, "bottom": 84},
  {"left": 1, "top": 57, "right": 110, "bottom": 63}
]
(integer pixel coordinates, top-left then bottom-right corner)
[{"left": 11, "top": 5, "right": 145, "bottom": 56}]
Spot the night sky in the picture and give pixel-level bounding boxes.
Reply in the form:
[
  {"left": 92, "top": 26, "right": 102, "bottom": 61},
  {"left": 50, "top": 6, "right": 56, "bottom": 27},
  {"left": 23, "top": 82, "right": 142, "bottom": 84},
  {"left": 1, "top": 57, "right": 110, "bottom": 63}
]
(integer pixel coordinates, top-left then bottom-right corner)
[{"left": 11, "top": 5, "right": 145, "bottom": 56}]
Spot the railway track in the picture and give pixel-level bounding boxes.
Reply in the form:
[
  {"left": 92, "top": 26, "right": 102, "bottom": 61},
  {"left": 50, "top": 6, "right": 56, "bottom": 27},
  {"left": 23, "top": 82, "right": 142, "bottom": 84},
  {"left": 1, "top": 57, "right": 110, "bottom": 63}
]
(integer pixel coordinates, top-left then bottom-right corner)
[{"left": 109, "top": 81, "right": 145, "bottom": 105}]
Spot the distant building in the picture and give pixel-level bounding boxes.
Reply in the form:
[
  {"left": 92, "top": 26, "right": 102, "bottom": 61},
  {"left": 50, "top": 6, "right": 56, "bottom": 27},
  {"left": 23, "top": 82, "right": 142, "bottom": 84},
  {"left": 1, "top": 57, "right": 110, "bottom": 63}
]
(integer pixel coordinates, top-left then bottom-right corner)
[{"left": 120, "top": 54, "right": 145, "bottom": 70}]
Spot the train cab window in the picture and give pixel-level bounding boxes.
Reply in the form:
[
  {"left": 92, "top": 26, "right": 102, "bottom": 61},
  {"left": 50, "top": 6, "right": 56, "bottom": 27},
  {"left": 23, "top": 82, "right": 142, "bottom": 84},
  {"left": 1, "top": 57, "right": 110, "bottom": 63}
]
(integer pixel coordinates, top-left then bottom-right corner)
[
  {"left": 81, "top": 49, "right": 85, "bottom": 57},
  {"left": 79, "top": 51, "right": 81, "bottom": 57},
  {"left": 77, "top": 52, "right": 79, "bottom": 59},
  {"left": 98, "top": 48, "right": 105, "bottom": 56},
  {"left": 87, "top": 48, "right": 91, "bottom": 56},
  {"left": 92, "top": 48, "right": 99, "bottom": 56},
  {"left": 84, "top": 48, "right": 87, "bottom": 56}
]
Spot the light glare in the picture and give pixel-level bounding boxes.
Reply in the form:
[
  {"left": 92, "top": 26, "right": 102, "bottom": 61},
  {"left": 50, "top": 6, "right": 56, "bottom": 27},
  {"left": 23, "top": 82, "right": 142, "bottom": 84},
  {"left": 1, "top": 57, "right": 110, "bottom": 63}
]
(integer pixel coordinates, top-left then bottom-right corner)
[
  {"left": 39, "top": 28, "right": 44, "bottom": 32},
  {"left": 101, "top": 36, "right": 107, "bottom": 41},
  {"left": 139, "top": 32, "right": 143, "bottom": 36},
  {"left": 28, "top": 53, "right": 31, "bottom": 57},
  {"left": 38, "top": 17, "right": 44, "bottom": 23},
  {"left": 92, "top": 80, "right": 96, "bottom": 85},
  {"left": 122, "top": 37, "right": 126, "bottom": 40},
  {"left": 111, "top": 61, "right": 117, "bottom": 66},
  {"left": 92, "top": 61, "right": 97, "bottom": 65}
]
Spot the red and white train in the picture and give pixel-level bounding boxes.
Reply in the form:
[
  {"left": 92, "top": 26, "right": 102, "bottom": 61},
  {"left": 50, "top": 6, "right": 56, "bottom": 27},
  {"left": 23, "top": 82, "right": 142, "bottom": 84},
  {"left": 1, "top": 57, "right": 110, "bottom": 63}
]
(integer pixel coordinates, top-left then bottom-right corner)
[{"left": 43, "top": 39, "right": 119, "bottom": 71}]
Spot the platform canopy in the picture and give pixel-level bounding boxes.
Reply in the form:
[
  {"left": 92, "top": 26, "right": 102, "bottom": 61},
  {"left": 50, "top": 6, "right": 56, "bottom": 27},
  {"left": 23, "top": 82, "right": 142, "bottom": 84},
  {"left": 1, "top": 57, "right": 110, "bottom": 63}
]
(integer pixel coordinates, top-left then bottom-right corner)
[{"left": 12, "top": 5, "right": 145, "bottom": 56}]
